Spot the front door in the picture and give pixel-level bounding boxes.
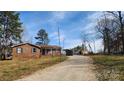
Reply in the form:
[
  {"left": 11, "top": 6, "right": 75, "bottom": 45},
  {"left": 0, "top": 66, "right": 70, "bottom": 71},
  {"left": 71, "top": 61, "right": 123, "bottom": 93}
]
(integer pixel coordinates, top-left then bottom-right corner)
[{"left": 42, "top": 49, "right": 45, "bottom": 55}]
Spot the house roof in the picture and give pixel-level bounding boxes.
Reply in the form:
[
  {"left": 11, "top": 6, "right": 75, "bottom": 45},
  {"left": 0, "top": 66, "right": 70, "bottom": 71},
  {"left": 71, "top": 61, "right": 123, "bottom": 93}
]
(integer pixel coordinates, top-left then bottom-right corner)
[
  {"left": 39, "top": 45, "right": 61, "bottom": 49},
  {"left": 12, "top": 43, "right": 61, "bottom": 49},
  {"left": 11, "top": 43, "right": 41, "bottom": 48}
]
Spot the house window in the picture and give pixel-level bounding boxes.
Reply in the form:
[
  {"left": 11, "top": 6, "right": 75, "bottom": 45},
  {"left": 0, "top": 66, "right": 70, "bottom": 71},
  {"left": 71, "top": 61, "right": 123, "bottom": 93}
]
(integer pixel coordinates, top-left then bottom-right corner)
[
  {"left": 16, "top": 48, "right": 22, "bottom": 53},
  {"left": 32, "top": 48, "right": 37, "bottom": 53}
]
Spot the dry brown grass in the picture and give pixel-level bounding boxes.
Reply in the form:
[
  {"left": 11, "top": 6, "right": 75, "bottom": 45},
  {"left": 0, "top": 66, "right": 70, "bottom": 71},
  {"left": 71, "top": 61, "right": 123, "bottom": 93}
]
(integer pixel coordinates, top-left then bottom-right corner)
[
  {"left": 0, "top": 56, "right": 67, "bottom": 81},
  {"left": 91, "top": 55, "right": 124, "bottom": 80}
]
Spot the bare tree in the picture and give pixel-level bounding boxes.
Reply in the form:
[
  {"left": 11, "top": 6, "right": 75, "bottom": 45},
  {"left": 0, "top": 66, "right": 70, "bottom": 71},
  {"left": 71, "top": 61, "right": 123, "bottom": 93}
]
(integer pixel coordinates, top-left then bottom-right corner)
[
  {"left": 107, "top": 11, "right": 124, "bottom": 54},
  {"left": 96, "top": 14, "right": 114, "bottom": 54}
]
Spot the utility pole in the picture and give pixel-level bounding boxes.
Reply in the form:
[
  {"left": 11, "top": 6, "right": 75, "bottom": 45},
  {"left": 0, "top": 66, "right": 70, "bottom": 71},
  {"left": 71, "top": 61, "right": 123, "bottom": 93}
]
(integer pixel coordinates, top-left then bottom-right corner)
[
  {"left": 58, "top": 27, "right": 61, "bottom": 47},
  {"left": 30, "top": 36, "right": 33, "bottom": 44},
  {"left": 58, "top": 27, "right": 61, "bottom": 62}
]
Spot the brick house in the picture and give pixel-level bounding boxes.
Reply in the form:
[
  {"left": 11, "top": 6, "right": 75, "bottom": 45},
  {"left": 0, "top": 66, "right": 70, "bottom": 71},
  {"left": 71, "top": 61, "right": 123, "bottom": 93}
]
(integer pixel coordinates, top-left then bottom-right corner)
[{"left": 12, "top": 43, "right": 61, "bottom": 59}]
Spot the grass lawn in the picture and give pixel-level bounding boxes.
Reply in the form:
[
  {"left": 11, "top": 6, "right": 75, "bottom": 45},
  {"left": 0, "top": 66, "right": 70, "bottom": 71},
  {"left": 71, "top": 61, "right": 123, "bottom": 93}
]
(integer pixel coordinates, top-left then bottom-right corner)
[
  {"left": 0, "top": 56, "right": 68, "bottom": 81},
  {"left": 91, "top": 55, "right": 124, "bottom": 80}
]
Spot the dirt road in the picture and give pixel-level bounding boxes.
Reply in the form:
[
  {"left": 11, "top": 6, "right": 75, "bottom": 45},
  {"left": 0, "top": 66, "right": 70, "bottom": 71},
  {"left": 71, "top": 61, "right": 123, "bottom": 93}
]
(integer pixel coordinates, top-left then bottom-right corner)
[{"left": 19, "top": 55, "right": 97, "bottom": 81}]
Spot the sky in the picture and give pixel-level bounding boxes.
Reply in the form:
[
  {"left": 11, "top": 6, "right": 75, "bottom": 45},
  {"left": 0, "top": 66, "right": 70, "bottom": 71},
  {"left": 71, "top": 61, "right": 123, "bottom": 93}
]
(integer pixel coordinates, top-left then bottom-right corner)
[{"left": 19, "top": 11, "right": 103, "bottom": 52}]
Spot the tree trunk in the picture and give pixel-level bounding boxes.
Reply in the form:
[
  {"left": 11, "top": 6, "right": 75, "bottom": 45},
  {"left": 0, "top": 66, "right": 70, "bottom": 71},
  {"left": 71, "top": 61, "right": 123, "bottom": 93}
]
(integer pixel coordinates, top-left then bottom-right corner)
[
  {"left": 103, "top": 36, "right": 106, "bottom": 54},
  {"left": 118, "top": 11, "right": 124, "bottom": 54},
  {"left": 106, "top": 33, "right": 110, "bottom": 54},
  {"left": 1, "top": 46, "right": 6, "bottom": 60}
]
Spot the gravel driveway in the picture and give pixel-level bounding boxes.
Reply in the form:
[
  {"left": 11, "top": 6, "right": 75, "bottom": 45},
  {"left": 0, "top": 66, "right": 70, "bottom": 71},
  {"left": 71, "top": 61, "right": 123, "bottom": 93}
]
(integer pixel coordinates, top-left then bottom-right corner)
[{"left": 19, "top": 55, "right": 97, "bottom": 81}]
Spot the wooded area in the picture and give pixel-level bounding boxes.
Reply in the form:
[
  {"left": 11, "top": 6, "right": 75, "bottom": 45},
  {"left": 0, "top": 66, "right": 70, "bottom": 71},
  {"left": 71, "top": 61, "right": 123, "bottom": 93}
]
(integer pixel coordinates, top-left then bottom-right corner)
[{"left": 96, "top": 11, "right": 124, "bottom": 54}]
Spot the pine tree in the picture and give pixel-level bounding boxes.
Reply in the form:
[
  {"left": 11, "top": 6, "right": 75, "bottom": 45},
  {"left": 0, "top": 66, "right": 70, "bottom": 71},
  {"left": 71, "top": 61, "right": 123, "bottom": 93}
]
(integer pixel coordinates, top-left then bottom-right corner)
[
  {"left": 35, "top": 29, "right": 49, "bottom": 45},
  {"left": 0, "top": 11, "right": 23, "bottom": 60}
]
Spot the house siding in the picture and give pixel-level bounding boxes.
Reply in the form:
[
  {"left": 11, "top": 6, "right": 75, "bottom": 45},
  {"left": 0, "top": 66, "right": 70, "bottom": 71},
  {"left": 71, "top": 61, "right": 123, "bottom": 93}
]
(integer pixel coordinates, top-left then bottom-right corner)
[{"left": 12, "top": 44, "right": 41, "bottom": 59}]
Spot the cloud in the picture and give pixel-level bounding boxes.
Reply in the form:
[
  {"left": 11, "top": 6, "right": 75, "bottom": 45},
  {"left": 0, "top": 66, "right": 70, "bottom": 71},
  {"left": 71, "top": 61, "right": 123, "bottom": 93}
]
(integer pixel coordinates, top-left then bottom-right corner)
[
  {"left": 21, "top": 25, "right": 31, "bottom": 42},
  {"left": 48, "top": 12, "right": 67, "bottom": 24},
  {"left": 87, "top": 12, "right": 103, "bottom": 20},
  {"left": 82, "top": 12, "right": 103, "bottom": 32},
  {"left": 52, "top": 12, "right": 66, "bottom": 20}
]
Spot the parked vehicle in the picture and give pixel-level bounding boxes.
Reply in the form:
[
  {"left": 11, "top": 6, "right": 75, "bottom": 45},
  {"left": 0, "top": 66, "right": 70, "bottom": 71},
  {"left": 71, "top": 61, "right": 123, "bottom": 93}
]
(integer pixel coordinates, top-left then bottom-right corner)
[{"left": 64, "top": 49, "right": 73, "bottom": 56}]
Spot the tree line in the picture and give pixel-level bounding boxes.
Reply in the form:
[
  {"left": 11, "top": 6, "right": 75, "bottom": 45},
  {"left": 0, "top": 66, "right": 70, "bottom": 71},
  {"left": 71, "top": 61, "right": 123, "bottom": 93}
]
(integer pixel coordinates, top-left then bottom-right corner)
[{"left": 96, "top": 11, "right": 124, "bottom": 54}]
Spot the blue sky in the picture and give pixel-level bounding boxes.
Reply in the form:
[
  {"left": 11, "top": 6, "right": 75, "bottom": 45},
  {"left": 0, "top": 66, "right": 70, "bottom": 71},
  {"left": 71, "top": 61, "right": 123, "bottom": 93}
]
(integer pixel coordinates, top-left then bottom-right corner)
[{"left": 19, "top": 11, "right": 103, "bottom": 52}]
